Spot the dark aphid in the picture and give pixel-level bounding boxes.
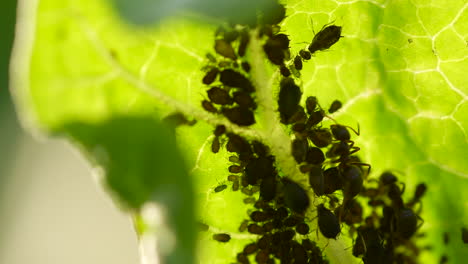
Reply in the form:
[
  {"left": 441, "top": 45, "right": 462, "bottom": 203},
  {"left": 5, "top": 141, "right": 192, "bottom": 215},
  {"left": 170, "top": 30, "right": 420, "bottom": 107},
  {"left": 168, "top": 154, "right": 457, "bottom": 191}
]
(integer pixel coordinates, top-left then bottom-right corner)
[
  {"left": 443, "top": 232, "right": 450, "bottom": 245},
  {"left": 282, "top": 178, "right": 310, "bottom": 214},
  {"left": 292, "top": 123, "right": 306, "bottom": 133},
  {"left": 317, "top": 204, "right": 341, "bottom": 239},
  {"left": 305, "top": 96, "right": 318, "bottom": 114},
  {"left": 239, "top": 220, "right": 249, "bottom": 232},
  {"left": 213, "top": 125, "right": 226, "bottom": 136},
  {"left": 284, "top": 216, "right": 302, "bottom": 227},
  {"left": 228, "top": 165, "right": 243, "bottom": 173},
  {"left": 228, "top": 155, "right": 240, "bottom": 164},
  {"left": 238, "top": 30, "right": 250, "bottom": 57},
  {"left": 258, "top": 234, "right": 272, "bottom": 250},
  {"left": 296, "top": 223, "right": 310, "bottom": 235},
  {"left": 337, "top": 199, "right": 363, "bottom": 225},
  {"left": 252, "top": 140, "right": 268, "bottom": 157},
  {"left": 198, "top": 222, "right": 209, "bottom": 231},
  {"left": 233, "top": 91, "right": 256, "bottom": 109},
  {"left": 202, "top": 68, "right": 219, "bottom": 85},
  {"left": 323, "top": 167, "right": 343, "bottom": 194},
  {"left": 207, "top": 86, "right": 233, "bottom": 105},
  {"left": 162, "top": 112, "right": 197, "bottom": 127},
  {"left": 260, "top": 176, "right": 277, "bottom": 201},
  {"left": 280, "top": 64, "right": 291, "bottom": 77},
  {"left": 299, "top": 49, "right": 311, "bottom": 60},
  {"left": 241, "top": 61, "right": 251, "bottom": 72},
  {"left": 214, "top": 184, "right": 227, "bottom": 192},
  {"left": 219, "top": 69, "right": 254, "bottom": 92},
  {"left": 306, "top": 147, "right": 325, "bottom": 164},
  {"left": 222, "top": 106, "right": 255, "bottom": 126},
  {"left": 328, "top": 100, "right": 342, "bottom": 113},
  {"left": 330, "top": 124, "right": 351, "bottom": 141},
  {"left": 236, "top": 253, "right": 249, "bottom": 264},
  {"left": 342, "top": 165, "right": 364, "bottom": 200},
  {"left": 309, "top": 165, "right": 325, "bottom": 196},
  {"left": 243, "top": 197, "right": 256, "bottom": 204},
  {"left": 380, "top": 171, "right": 398, "bottom": 185},
  {"left": 309, "top": 128, "right": 332, "bottom": 148},
  {"left": 226, "top": 133, "right": 251, "bottom": 154},
  {"left": 276, "top": 207, "right": 289, "bottom": 219},
  {"left": 292, "top": 241, "right": 308, "bottom": 263},
  {"left": 211, "top": 136, "right": 220, "bottom": 153},
  {"left": 440, "top": 255, "right": 449, "bottom": 264},
  {"left": 397, "top": 207, "right": 420, "bottom": 239},
  {"left": 288, "top": 106, "right": 307, "bottom": 124},
  {"left": 262, "top": 221, "right": 275, "bottom": 233},
  {"left": 214, "top": 39, "right": 237, "bottom": 60},
  {"left": 202, "top": 99, "right": 217, "bottom": 113},
  {"left": 245, "top": 156, "right": 275, "bottom": 185},
  {"left": 248, "top": 223, "right": 264, "bottom": 235},
  {"left": 213, "top": 233, "right": 231, "bottom": 242},
  {"left": 461, "top": 227, "right": 468, "bottom": 244},
  {"left": 280, "top": 229, "right": 296, "bottom": 241},
  {"left": 251, "top": 211, "right": 270, "bottom": 222},
  {"left": 306, "top": 110, "right": 325, "bottom": 128},
  {"left": 294, "top": 55, "right": 303, "bottom": 70},
  {"left": 243, "top": 242, "right": 258, "bottom": 255},
  {"left": 278, "top": 78, "right": 302, "bottom": 124},
  {"left": 263, "top": 34, "right": 290, "bottom": 66},
  {"left": 255, "top": 250, "right": 269, "bottom": 264},
  {"left": 291, "top": 138, "right": 308, "bottom": 163},
  {"left": 241, "top": 187, "right": 254, "bottom": 196},
  {"left": 232, "top": 179, "right": 240, "bottom": 191},
  {"left": 308, "top": 25, "right": 343, "bottom": 54}
]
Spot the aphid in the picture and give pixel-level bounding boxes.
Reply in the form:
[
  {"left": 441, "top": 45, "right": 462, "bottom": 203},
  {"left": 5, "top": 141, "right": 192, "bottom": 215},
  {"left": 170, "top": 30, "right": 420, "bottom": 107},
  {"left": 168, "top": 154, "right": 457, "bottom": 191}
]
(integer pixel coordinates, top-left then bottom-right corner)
[
  {"left": 239, "top": 220, "right": 249, "bottom": 232},
  {"left": 323, "top": 167, "right": 343, "bottom": 194},
  {"left": 242, "top": 187, "right": 254, "bottom": 196},
  {"left": 219, "top": 69, "right": 254, "bottom": 92},
  {"left": 213, "top": 233, "right": 231, "bottom": 242},
  {"left": 214, "top": 39, "right": 237, "bottom": 60},
  {"left": 397, "top": 207, "right": 420, "bottom": 239},
  {"left": 251, "top": 211, "right": 270, "bottom": 222},
  {"left": 243, "top": 197, "right": 256, "bottom": 204},
  {"left": 306, "top": 110, "right": 325, "bottom": 128},
  {"left": 284, "top": 215, "right": 302, "bottom": 227},
  {"left": 258, "top": 234, "right": 271, "bottom": 249},
  {"left": 308, "top": 165, "right": 325, "bottom": 196},
  {"left": 228, "top": 155, "right": 240, "bottom": 164},
  {"left": 226, "top": 133, "right": 251, "bottom": 154},
  {"left": 198, "top": 222, "right": 209, "bottom": 231},
  {"left": 299, "top": 49, "right": 311, "bottom": 60},
  {"left": 462, "top": 227, "right": 468, "bottom": 244},
  {"left": 221, "top": 106, "right": 255, "bottom": 126},
  {"left": 291, "top": 241, "right": 308, "bottom": 263},
  {"left": 202, "top": 99, "right": 217, "bottom": 113},
  {"left": 305, "top": 147, "right": 325, "bottom": 165},
  {"left": 317, "top": 204, "right": 341, "bottom": 239},
  {"left": 282, "top": 178, "right": 310, "bottom": 214},
  {"left": 205, "top": 53, "right": 216, "bottom": 63},
  {"left": 342, "top": 165, "right": 364, "bottom": 200},
  {"left": 280, "top": 229, "right": 296, "bottom": 241},
  {"left": 237, "top": 253, "right": 249, "bottom": 264},
  {"left": 291, "top": 138, "right": 308, "bottom": 163},
  {"left": 202, "top": 68, "right": 219, "bottom": 85},
  {"left": 244, "top": 243, "right": 258, "bottom": 255},
  {"left": 245, "top": 156, "right": 275, "bottom": 185},
  {"left": 255, "top": 250, "right": 269, "bottom": 264},
  {"left": 288, "top": 106, "right": 307, "bottom": 124},
  {"left": 228, "top": 165, "right": 243, "bottom": 173},
  {"left": 162, "top": 112, "right": 197, "bottom": 127},
  {"left": 232, "top": 179, "right": 240, "bottom": 191},
  {"left": 238, "top": 30, "right": 250, "bottom": 57},
  {"left": 305, "top": 96, "right": 318, "bottom": 114},
  {"left": 294, "top": 55, "right": 303, "bottom": 70},
  {"left": 214, "top": 125, "right": 226, "bottom": 136},
  {"left": 309, "top": 128, "right": 332, "bottom": 148},
  {"left": 308, "top": 25, "right": 343, "bottom": 54},
  {"left": 241, "top": 61, "right": 251, "bottom": 72},
  {"left": 248, "top": 223, "right": 265, "bottom": 234},
  {"left": 280, "top": 64, "right": 291, "bottom": 77},
  {"left": 214, "top": 184, "right": 227, "bottom": 192},
  {"left": 380, "top": 171, "right": 398, "bottom": 185},
  {"left": 407, "top": 183, "right": 427, "bottom": 207},
  {"left": 207, "top": 86, "right": 233, "bottom": 105},
  {"left": 262, "top": 221, "right": 275, "bottom": 233},
  {"left": 328, "top": 99, "right": 342, "bottom": 113},
  {"left": 252, "top": 140, "right": 268, "bottom": 157},
  {"left": 211, "top": 136, "right": 220, "bottom": 153},
  {"left": 260, "top": 176, "right": 277, "bottom": 201},
  {"left": 443, "top": 232, "right": 450, "bottom": 245},
  {"left": 296, "top": 223, "right": 310, "bottom": 235},
  {"left": 263, "top": 34, "right": 290, "bottom": 65},
  {"left": 263, "top": 2, "right": 286, "bottom": 25},
  {"left": 233, "top": 91, "right": 256, "bottom": 109},
  {"left": 278, "top": 78, "right": 302, "bottom": 124}
]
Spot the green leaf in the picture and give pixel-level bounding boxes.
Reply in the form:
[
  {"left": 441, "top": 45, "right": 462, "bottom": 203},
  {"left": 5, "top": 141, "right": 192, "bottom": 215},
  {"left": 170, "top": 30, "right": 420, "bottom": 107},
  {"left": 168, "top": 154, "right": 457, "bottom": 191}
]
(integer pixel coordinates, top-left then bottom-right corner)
[{"left": 10, "top": 0, "right": 468, "bottom": 264}]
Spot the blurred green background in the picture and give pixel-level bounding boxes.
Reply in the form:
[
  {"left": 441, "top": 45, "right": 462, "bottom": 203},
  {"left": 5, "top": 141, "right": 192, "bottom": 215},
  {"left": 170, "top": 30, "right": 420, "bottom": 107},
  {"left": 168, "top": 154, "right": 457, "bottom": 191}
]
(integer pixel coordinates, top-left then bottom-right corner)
[{"left": 0, "top": 1, "right": 138, "bottom": 263}]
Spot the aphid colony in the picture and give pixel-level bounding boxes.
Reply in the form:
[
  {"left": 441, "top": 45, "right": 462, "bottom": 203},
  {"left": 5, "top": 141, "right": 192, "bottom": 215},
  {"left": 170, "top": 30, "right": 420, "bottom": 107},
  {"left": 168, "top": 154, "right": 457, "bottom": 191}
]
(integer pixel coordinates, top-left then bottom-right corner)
[{"left": 196, "top": 2, "right": 429, "bottom": 264}]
